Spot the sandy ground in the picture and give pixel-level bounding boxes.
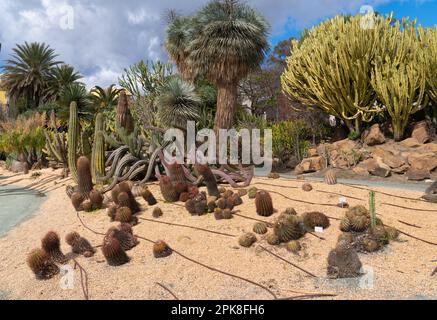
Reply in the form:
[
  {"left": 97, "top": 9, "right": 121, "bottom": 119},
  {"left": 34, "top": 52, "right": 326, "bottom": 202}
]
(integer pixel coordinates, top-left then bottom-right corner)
[{"left": 0, "top": 167, "right": 436, "bottom": 300}]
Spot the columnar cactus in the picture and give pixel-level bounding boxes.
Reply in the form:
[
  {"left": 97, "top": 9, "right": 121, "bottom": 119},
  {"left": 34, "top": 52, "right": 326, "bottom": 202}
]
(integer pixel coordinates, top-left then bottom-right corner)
[
  {"left": 255, "top": 191, "right": 274, "bottom": 217},
  {"left": 91, "top": 113, "right": 106, "bottom": 184},
  {"left": 324, "top": 169, "right": 337, "bottom": 185},
  {"left": 195, "top": 164, "right": 220, "bottom": 197},
  {"left": 77, "top": 156, "right": 94, "bottom": 196},
  {"left": 68, "top": 102, "right": 79, "bottom": 182},
  {"left": 159, "top": 176, "right": 180, "bottom": 202}
]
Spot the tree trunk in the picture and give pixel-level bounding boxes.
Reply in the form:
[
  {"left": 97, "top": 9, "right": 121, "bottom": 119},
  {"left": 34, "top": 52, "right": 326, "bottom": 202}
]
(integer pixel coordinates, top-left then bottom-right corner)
[{"left": 214, "top": 82, "right": 238, "bottom": 132}]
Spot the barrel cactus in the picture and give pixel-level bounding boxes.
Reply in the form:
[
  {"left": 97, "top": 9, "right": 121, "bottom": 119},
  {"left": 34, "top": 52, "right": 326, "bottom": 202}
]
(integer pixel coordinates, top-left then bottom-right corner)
[
  {"left": 142, "top": 188, "right": 158, "bottom": 205},
  {"left": 152, "top": 207, "right": 163, "bottom": 218},
  {"left": 65, "top": 232, "right": 95, "bottom": 257},
  {"left": 27, "top": 248, "right": 59, "bottom": 280},
  {"left": 41, "top": 231, "right": 67, "bottom": 264},
  {"left": 324, "top": 169, "right": 337, "bottom": 185},
  {"left": 286, "top": 240, "right": 302, "bottom": 254},
  {"left": 273, "top": 214, "right": 304, "bottom": 243},
  {"left": 71, "top": 192, "right": 84, "bottom": 211},
  {"left": 101, "top": 237, "right": 130, "bottom": 266},
  {"left": 255, "top": 191, "right": 274, "bottom": 217},
  {"left": 302, "top": 212, "right": 330, "bottom": 230},
  {"left": 253, "top": 222, "right": 268, "bottom": 235},
  {"left": 153, "top": 240, "right": 172, "bottom": 258},
  {"left": 159, "top": 176, "right": 179, "bottom": 202},
  {"left": 327, "top": 242, "right": 362, "bottom": 279},
  {"left": 77, "top": 156, "right": 93, "bottom": 196},
  {"left": 302, "top": 183, "right": 313, "bottom": 192},
  {"left": 89, "top": 189, "right": 104, "bottom": 209},
  {"left": 238, "top": 233, "right": 257, "bottom": 248},
  {"left": 106, "top": 226, "right": 138, "bottom": 251}
]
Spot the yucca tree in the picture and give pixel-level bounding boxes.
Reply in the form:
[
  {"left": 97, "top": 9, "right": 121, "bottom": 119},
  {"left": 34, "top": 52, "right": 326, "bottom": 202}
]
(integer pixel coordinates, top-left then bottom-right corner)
[
  {"left": 2, "top": 42, "right": 61, "bottom": 108},
  {"left": 165, "top": 0, "right": 270, "bottom": 131},
  {"left": 44, "top": 64, "right": 82, "bottom": 101},
  {"left": 89, "top": 84, "right": 122, "bottom": 112},
  {"left": 156, "top": 77, "right": 201, "bottom": 129}
]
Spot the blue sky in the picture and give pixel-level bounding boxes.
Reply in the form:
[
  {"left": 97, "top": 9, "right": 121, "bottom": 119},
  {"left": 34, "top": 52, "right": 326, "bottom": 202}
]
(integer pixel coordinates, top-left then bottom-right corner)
[{"left": 0, "top": 0, "right": 436, "bottom": 87}]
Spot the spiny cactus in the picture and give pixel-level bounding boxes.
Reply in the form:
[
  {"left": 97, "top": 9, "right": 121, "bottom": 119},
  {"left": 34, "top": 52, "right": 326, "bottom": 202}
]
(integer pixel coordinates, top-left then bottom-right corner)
[
  {"left": 273, "top": 214, "right": 304, "bottom": 243},
  {"left": 346, "top": 205, "right": 370, "bottom": 232},
  {"left": 77, "top": 156, "right": 93, "bottom": 196},
  {"left": 283, "top": 207, "right": 297, "bottom": 216},
  {"left": 339, "top": 217, "right": 351, "bottom": 232},
  {"left": 255, "top": 191, "right": 274, "bottom": 217},
  {"left": 153, "top": 240, "right": 172, "bottom": 258},
  {"left": 152, "top": 207, "right": 163, "bottom": 218},
  {"left": 361, "top": 238, "right": 380, "bottom": 253},
  {"left": 337, "top": 232, "right": 354, "bottom": 244},
  {"left": 222, "top": 209, "right": 232, "bottom": 219},
  {"left": 302, "top": 183, "right": 313, "bottom": 192},
  {"left": 386, "top": 226, "right": 399, "bottom": 240},
  {"left": 116, "top": 91, "right": 135, "bottom": 134},
  {"left": 238, "top": 233, "right": 257, "bottom": 248},
  {"left": 118, "top": 181, "right": 140, "bottom": 213},
  {"left": 207, "top": 197, "right": 217, "bottom": 212},
  {"left": 159, "top": 176, "right": 180, "bottom": 202},
  {"left": 195, "top": 164, "right": 220, "bottom": 197},
  {"left": 106, "top": 226, "right": 138, "bottom": 251},
  {"left": 107, "top": 204, "right": 117, "bottom": 221},
  {"left": 102, "top": 237, "right": 130, "bottom": 266},
  {"left": 115, "top": 207, "right": 134, "bottom": 224},
  {"left": 370, "top": 225, "right": 389, "bottom": 245},
  {"left": 229, "top": 193, "right": 243, "bottom": 206},
  {"left": 91, "top": 113, "right": 106, "bottom": 184},
  {"left": 324, "top": 169, "right": 337, "bottom": 185},
  {"left": 71, "top": 192, "right": 84, "bottom": 211},
  {"left": 27, "top": 248, "right": 60, "bottom": 280},
  {"left": 327, "top": 243, "right": 362, "bottom": 279},
  {"left": 186, "top": 192, "right": 207, "bottom": 216},
  {"left": 179, "top": 192, "right": 191, "bottom": 203},
  {"left": 266, "top": 233, "right": 280, "bottom": 245},
  {"left": 67, "top": 102, "right": 79, "bottom": 183},
  {"left": 89, "top": 189, "right": 104, "bottom": 209},
  {"left": 65, "top": 232, "right": 95, "bottom": 257},
  {"left": 82, "top": 200, "right": 93, "bottom": 212},
  {"left": 111, "top": 184, "right": 121, "bottom": 204},
  {"left": 168, "top": 162, "right": 187, "bottom": 185},
  {"left": 185, "top": 199, "right": 196, "bottom": 214},
  {"left": 268, "top": 172, "right": 280, "bottom": 179},
  {"left": 142, "top": 188, "right": 158, "bottom": 205},
  {"left": 369, "top": 191, "right": 376, "bottom": 229},
  {"left": 287, "top": 240, "right": 302, "bottom": 254},
  {"left": 237, "top": 189, "right": 248, "bottom": 197},
  {"left": 302, "top": 212, "right": 330, "bottom": 230},
  {"left": 253, "top": 222, "right": 268, "bottom": 235},
  {"left": 44, "top": 129, "right": 68, "bottom": 178},
  {"left": 41, "top": 231, "right": 67, "bottom": 264},
  {"left": 218, "top": 187, "right": 227, "bottom": 194},
  {"left": 214, "top": 208, "right": 232, "bottom": 220},
  {"left": 216, "top": 197, "right": 226, "bottom": 210}
]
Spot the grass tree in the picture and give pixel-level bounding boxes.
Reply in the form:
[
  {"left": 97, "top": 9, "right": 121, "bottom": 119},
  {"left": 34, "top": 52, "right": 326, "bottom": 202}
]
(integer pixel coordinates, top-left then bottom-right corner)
[
  {"left": 372, "top": 20, "right": 427, "bottom": 141},
  {"left": 165, "top": 0, "right": 270, "bottom": 131},
  {"left": 2, "top": 42, "right": 61, "bottom": 109}
]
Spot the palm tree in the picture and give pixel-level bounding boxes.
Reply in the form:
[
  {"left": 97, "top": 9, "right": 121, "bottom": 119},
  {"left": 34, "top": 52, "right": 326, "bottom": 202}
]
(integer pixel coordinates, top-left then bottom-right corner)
[
  {"left": 165, "top": 0, "right": 270, "bottom": 131},
  {"left": 89, "top": 84, "right": 122, "bottom": 112},
  {"left": 57, "top": 83, "right": 90, "bottom": 121},
  {"left": 2, "top": 42, "right": 61, "bottom": 108},
  {"left": 156, "top": 77, "right": 201, "bottom": 129},
  {"left": 44, "top": 64, "right": 82, "bottom": 101}
]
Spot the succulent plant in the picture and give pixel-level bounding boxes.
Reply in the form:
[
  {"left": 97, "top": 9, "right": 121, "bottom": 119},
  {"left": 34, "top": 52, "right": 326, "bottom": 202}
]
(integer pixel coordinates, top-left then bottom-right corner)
[
  {"left": 41, "top": 231, "right": 68, "bottom": 264},
  {"left": 268, "top": 172, "right": 280, "bottom": 179},
  {"left": 339, "top": 217, "right": 351, "bottom": 232},
  {"left": 253, "top": 222, "right": 268, "bottom": 235},
  {"left": 67, "top": 102, "right": 79, "bottom": 183},
  {"left": 216, "top": 197, "right": 226, "bottom": 210},
  {"left": 142, "top": 188, "right": 158, "bottom": 205},
  {"left": 327, "top": 243, "right": 362, "bottom": 279},
  {"left": 174, "top": 182, "right": 188, "bottom": 194},
  {"left": 214, "top": 208, "right": 224, "bottom": 220},
  {"left": 337, "top": 232, "right": 354, "bottom": 244},
  {"left": 273, "top": 214, "right": 304, "bottom": 243},
  {"left": 385, "top": 226, "right": 399, "bottom": 240},
  {"left": 27, "top": 248, "right": 60, "bottom": 280},
  {"left": 237, "top": 189, "right": 248, "bottom": 197},
  {"left": 102, "top": 237, "right": 130, "bottom": 266},
  {"left": 248, "top": 187, "right": 258, "bottom": 199},
  {"left": 195, "top": 164, "right": 220, "bottom": 197},
  {"left": 179, "top": 192, "right": 191, "bottom": 203},
  {"left": 118, "top": 181, "right": 141, "bottom": 213},
  {"left": 370, "top": 225, "right": 389, "bottom": 245},
  {"left": 91, "top": 113, "right": 106, "bottom": 184},
  {"left": 106, "top": 227, "right": 138, "bottom": 251},
  {"left": 117, "top": 192, "right": 131, "bottom": 208},
  {"left": 89, "top": 189, "right": 104, "bottom": 208},
  {"left": 65, "top": 232, "right": 95, "bottom": 257},
  {"left": 255, "top": 191, "right": 274, "bottom": 217},
  {"left": 152, "top": 207, "right": 163, "bottom": 218},
  {"left": 107, "top": 204, "right": 117, "bottom": 221},
  {"left": 71, "top": 192, "right": 84, "bottom": 211},
  {"left": 159, "top": 176, "right": 180, "bottom": 202},
  {"left": 266, "top": 233, "right": 280, "bottom": 245},
  {"left": 111, "top": 184, "right": 121, "bottom": 204},
  {"left": 229, "top": 194, "right": 243, "bottom": 206},
  {"left": 207, "top": 198, "right": 217, "bottom": 212},
  {"left": 77, "top": 156, "right": 94, "bottom": 196},
  {"left": 185, "top": 199, "right": 196, "bottom": 214},
  {"left": 222, "top": 209, "right": 233, "bottom": 220},
  {"left": 346, "top": 205, "right": 370, "bottom": 232},
  {"left": 302, "top": 212, "right": 330, "bottom": 230},
  {"left": 238, "top": 233, "right": 257, "bottom": 248},
  {"left": 361, "top": 238, "right": 380, "bottom": 253},
  {"left": 82, "top": 200, "right": 93, "bottom": 212},
  {"left": 223, "top": 190, "right": 234, "bottom": 198},
  {"left": 283, "top": 207, "right": 297, "bottom": 216},
  {"left": 168, "top": 162, "right": 187, "bottom": 185},
  {"left": 153, "top": 240, "right": 172, "bottom": 258},
  {"left": 302, "top": 183, "right": 313, "bottom": 192},
  {"left": 324, "top": 169, "right": 337, "bottom": 185},
  {"left": 346, "top": 205, "right": 369, "bottom": 218},
  {"left": 115, "top": 207, "right": 134, "bottom": 224},
  {"left": 218, "top": 187, "right": 227, "bottom": 194},
  {"left": 187, "top": 185, "right": 199, "bottom": 196},
  {"left": 287, "top": 240, "right": 302, "bottom": 253}
]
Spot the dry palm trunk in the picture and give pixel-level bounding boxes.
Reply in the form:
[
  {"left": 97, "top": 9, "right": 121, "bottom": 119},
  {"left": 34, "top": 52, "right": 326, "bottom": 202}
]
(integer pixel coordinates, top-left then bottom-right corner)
[{"left": 214, "top": 81, "right": 238, "bottom": 132}]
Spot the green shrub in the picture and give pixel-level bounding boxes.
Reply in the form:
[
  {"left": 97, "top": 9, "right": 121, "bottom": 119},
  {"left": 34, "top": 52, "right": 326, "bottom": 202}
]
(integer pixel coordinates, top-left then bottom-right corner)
[
  {"left": 348, "top": 131, "right": 361, "bottom": 141},
  {"left": 272, "top": 120, "right": 310, "bottom": 163}
]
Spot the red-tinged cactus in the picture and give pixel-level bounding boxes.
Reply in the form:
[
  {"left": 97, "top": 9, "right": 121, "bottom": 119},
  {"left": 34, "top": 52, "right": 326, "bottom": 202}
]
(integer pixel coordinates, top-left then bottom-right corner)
[
  {"left": 179, "top": 192, "right": 191, "bottom": 202},
  {"left": 89, "top": 189, "right": 104, "bottom": 209},
  {"left": 77, "top": 156, "right": 93, "bottom": 196},
  {"left": 41, "top": 231, "right": 67, "bottom": 264},
  {"left": 71, "top": 192, "right": 84, "bottom": 211},
  {"left": 159, "top": 176, "right": 179, "bottom": 202},
  {"left": 255, "top": 191, "right": 274, "bottom": 217},
  {"left": 187, "top": 185, "right": 199, "bottom": 196},
  {"left": 115, "top": 207, "right": 134, "bottom": 224},
  {"left": 106, "top": 227, "right": 138, "bottom": 251},
  {"left": 118, "top": 181, "right": 140, "bottom": 213},
  {"left": 174, "top": 181, "right": 188, "bottom": 194},
  {"left": 82, "top": 200, "right": 93, "bottom": 212},
  {"left": 167, "top": 162, "right": 187, "bottom": 184},
  {"left": 107, "top": 204, "right": 117, "bottom": 221},
  {"left": 27, "top": 248, "right": 60, "bottom": 280},
  {"left": 142, "top": 189, "right": 157, "bottom": 205},
  {"left": 65, "top": 232, "right": 95, "bottom": 257},
  {"left": 195, "top": 164, "right": 220, "bottom": 197},
  {"left": 101, "top": 237, "right": 130, "bottom": 266},
  {"left": 229, "top": 194, "right": 243, "bottom": 206},
  {"left": 153, "top": 240, "right": 172, "bottom": 258},
  {"left": 152, "top": 207, "right": 163, "bottom": 218},
  {"left": 302, "top": 212, "right": 330, "bottom": 231},
  {"left": 185, "top": 199, "right": 196, "bottom": 214}
]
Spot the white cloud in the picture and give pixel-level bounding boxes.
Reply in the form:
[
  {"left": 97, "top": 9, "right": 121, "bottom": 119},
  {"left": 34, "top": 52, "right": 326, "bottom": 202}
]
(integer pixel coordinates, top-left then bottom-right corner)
[{"left": 0, "top": 0, "right": 395, "bottom": 88}]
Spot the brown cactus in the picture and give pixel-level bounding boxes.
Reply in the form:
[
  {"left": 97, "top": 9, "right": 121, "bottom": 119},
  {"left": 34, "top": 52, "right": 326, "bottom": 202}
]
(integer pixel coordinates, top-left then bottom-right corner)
[
  {"left": 302, "top": 183, "right": 313, "bottom": 192},
  {"left": 118, "top": 181, "right": 140, "bottom": 213},
  {"left": 77, "top": 156, "right": 93, "bottom": 196},
  {"left": 253, "top": 222, "right": 268, "bottom": 235},
  {"left": 302, "top": 212, "right": 330, "bottom": 230},
  {"left": 238, "top": 233, "right": 257, "bottom": 247},
  {"left": 71, "top": 192, "right": 84, "bottom": 211},
  {"left": 195, "top": 164, "right": 220, "bottom": 197},
  {"left": 159, "top": 176, "right": 179, "bottom": 202},
  {"left": 89, "top": 189, "right": 104, "bottom": 208},
  {"left": 153, "top": 240, "right": 172, "bottom": 258},
  {"left": 107, "top": 204, "right": 117, "bottom": 221},
  {"left": 168, "top": 162, "right": 187, "bottom": 184},
  {"left": 27, "top": 248, "right": 59, "bottom": 280},
  {"left": 142, "top": 188, "right": 158, "bottom": 205},
  {"left": 152, "top": 207, "right": 163, "bottom": 218},
  {"left": 273, "top": 214, "right": 304, "bottom": 243},
  {"left": 287, "top": 240, "right": 302, "bottom": 254},
  {"left": 82, "top": 200, "right": 93, "bottom": 212},
  {"left": 106, "top": 226, "right": 138, "bottom": 251},
  {"left": 185, "top": 199, "right": 196, "bottom": 214},
  {"left": 115, "top": 207, "right": 134, "bottom": 224},
  {"left": 41, "top": 231, "right": 67, "bottom": 264},
  {"left": 327, "top": 243, "right": 362, "bottom": 279},
  {"left": 65, "top": 232, "right": 95, "bottom": 257},
  {"left": 102, "top": 236, "right": 130, "bottom": 266},
  {"left": 255, "top": 191, "right": 274, "bottom": 217}
]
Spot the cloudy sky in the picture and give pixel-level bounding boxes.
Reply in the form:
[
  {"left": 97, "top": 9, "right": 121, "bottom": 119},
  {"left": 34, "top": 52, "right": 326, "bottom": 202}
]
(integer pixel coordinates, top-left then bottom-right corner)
[{"left": 0, "top": 0, "right": 435, "bottom": 88}]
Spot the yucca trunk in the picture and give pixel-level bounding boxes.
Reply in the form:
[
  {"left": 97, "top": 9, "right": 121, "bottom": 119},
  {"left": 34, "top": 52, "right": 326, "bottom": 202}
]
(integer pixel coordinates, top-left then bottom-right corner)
[{"left": 214, "top": 82, "right": 238, "bottom": 131}]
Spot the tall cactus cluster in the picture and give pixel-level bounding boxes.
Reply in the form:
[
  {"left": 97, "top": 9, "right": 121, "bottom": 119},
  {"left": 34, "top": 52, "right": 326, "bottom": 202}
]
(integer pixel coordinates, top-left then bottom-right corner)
[
  {"left": 281, "top": 14, "right": 437, "bottom": 139},
  {"left": 92, "top": 113, "right": 106, "bottom": 184},
  {"left": 67, "top": 102, "right": 79, "bottom": 183},
  {"left": 44, "top": 111, "right": 68, "bottom": 177}
]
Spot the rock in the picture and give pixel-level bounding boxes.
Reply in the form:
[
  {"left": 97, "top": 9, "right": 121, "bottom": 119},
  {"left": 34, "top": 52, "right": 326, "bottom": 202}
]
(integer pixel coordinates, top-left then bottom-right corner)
[
  {"left": 418, "top": 143, "right": 437, "bottom": 153},
  {"left": 391, "top": 164, "right": 410, "bottom": 174},
  {"left": 400, "top": 138, "right": 421, "bottom": 149},
  {"left": 408, "top": 153, "right": 437, "bottom": 172},
  {"left": 407, "top": 169, "right": 431, "bottom": 181},
  {"left": 10, "top": 160, "right": 27, "bottom": 173},
  {"left": 353, "top": 165, "right": 370, "bottom": 176},
  {"left": 411, "top": 121, "right": 430, "bottom": 144},
  {"left": 363, "top": 124, "right": 385, "bottom": 146},
  {"left": 295, "top": 156, "right": 326, "bottom": 174},
  {"left": 372, "top": 148, "right": 406, "bottom": 169},
  {"left": 285, "top": 156, "right": 299, "bottom": 169},
  {"left": 306, "top": 148, "right": 318, "bottom": 157},
  {"left": 362, "top": 159, "right": 391, "bottom": 177}
]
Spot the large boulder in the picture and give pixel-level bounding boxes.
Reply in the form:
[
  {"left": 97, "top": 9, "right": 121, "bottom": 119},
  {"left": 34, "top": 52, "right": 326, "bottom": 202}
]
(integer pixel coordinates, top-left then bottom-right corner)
[
  {"left": 362, "top": 159, "right": 391, "bottom": 177},
  {"left": 372, "top": 148, "right": 406, "bottom": 169},
  {"left": 407, "top": 153, "right": 437, "bottom": 172},
  {"left": 363, "top": 124, "right": 385, "bottom": 146},
  {"left": 407, "top": 169, "right": 431, "bottom": 181},
  {"left": 294, "top": 156, "right": 326, "bottom": 174},
  {"left": 411, "top": 121, "right": 430, "bottom": 144},
  {"left": 400, "top": 138, "right": 422, "bottom": 149}
]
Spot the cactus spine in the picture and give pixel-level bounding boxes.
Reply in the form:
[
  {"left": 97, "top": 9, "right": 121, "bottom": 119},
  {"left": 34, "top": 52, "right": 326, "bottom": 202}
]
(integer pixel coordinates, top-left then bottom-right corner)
[
  {"left": 369, "top": 191, "right": 376, "bottom": 229},
  {"left": 68, "top": 102, "right": 79, "bottom": 183},
  {"left": 92, "top": 113, "right": 106, "bottom": 184}
]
